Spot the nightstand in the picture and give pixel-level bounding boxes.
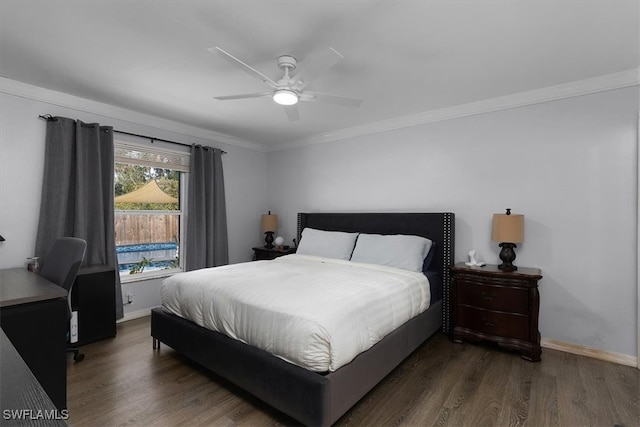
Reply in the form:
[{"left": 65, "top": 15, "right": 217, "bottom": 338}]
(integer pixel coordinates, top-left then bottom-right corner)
[
  {"left": 252, "top": 247, "right": 296, "bottom": 261},
  {"left": 450, "top": 263, "right": 543, "bottom": 362}
]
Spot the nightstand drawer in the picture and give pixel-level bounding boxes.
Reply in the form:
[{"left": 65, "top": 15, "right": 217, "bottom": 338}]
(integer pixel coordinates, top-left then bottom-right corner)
[
  {"left": 457, "top": 306, "right": 529, "bottom": 341},
  {"left": 457, "top": 281, "right": 529, "bottom": 314}
]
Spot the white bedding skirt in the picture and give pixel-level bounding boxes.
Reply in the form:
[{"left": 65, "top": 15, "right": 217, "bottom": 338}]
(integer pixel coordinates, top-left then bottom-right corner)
[{"left": 161, "top": 254, "right": 431, "bottom": 372}]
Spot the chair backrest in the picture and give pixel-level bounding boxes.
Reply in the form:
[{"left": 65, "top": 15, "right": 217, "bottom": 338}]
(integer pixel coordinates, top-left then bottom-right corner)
[{"left": 39, "top": 237, "right": 87, "bottom": 292}]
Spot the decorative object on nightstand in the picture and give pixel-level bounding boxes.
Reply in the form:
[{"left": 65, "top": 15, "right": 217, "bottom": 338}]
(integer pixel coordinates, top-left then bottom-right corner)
[
  {"left": 261, "top": 212, "right": 278, "bottom": 249},
  {"left": 492, "top": 208, "right": 524, "bottom": 272},
  {"left": 450, "top": 263, "right": 542, "bottom": 362},
  {"left": 252, "top": 246, "right": 296, "bottom": 261},
  {"left": 465, "top": 249, "right": 485, "bottom": 267},
  {"left": 274, "top": 236, "right": 284, "bottom": 248}
]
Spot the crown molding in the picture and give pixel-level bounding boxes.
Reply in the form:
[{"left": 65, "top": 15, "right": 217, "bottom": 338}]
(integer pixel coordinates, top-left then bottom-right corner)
[
  {"left": 268, "top": 69, "right": 640, "bottom": 152},
  {"left": 3, "top": 69, "right": 637, "bottom": 154},
  {"left": 0, "top": 77, "right": 266, "bottom": 152}
]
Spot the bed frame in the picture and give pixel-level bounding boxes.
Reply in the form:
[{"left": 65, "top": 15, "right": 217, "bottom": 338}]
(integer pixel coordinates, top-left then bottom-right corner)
[{"left": 151, "top": 212, "right": 455, "bottom": 426}]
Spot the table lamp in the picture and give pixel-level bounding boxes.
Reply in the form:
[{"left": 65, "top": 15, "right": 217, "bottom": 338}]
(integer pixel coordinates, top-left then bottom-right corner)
[
  {"left": 261, "top": 211, "right": 278, "bottom": 249},
  {"left": 492, "top": 208, "right": 524, "bottom": 272}
]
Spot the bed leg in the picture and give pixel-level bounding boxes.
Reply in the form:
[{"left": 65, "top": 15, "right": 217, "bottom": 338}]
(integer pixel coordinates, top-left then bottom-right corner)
[{"left": 153, "top": 338, "right": 160, "bottom": 350}]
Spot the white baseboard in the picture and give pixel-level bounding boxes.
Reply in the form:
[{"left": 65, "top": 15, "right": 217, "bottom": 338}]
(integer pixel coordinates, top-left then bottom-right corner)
[
  {"left": 541, "top": 338, "right": 638, "bottom": 368},
  {"left": 118, "top": 307, "right": 154, "bottom": 323}
]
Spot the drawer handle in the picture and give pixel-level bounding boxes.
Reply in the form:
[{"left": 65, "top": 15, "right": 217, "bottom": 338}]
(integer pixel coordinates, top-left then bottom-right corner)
[
  {"left": 481, "top": 290, "right": 497, "bottom": 301},
  {"left": 481, "top": 317, "right": 495, "bottom": 327}
]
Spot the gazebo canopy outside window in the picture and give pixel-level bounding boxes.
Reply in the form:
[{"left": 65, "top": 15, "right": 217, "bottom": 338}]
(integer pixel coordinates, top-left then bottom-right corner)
[{"left": 114, "top": 180, "right": 178, "bottom": 204}]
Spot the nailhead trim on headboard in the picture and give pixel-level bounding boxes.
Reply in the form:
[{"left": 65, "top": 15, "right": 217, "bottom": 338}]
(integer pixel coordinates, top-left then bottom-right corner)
[{"left": 442, "top": 212, "right": 454, "bottom": 334}]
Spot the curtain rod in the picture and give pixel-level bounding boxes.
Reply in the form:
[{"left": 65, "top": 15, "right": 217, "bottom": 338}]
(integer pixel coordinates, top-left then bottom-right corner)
[{"left": 38, "top": 115, "right": 226, "bottom": 154}]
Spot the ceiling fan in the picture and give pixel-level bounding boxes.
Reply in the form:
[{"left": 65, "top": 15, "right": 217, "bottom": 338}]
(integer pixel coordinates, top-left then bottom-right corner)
[{"left": 209, "top": 47, "right": 363, "bottom": 121}]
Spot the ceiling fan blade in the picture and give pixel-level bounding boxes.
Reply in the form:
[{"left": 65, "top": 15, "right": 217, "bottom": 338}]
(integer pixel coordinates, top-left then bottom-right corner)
[
  {"left": 291, "top": 47, "right": 343, "bottom": 90},
  {"left": 302, "top": 91, "right": 363, "bottom": 108},
  {"left": 210, "top": 47, "right": 278, "bottom": 89},
  {"left": 214, "top": 92, "right": 272, "bottom": 101},
  {"left": 283, "top": 105, "right": 300, "bottom": 121}
]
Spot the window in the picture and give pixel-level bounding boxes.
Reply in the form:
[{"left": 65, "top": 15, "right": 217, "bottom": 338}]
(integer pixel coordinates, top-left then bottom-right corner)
[{"left": 114, "top": 141, "right": 189, "bottom": 281}]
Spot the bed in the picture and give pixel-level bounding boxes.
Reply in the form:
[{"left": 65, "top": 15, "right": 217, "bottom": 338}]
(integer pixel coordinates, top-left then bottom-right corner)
[{"left": 151, "top": 212, "right": 455, "bottom": 426}]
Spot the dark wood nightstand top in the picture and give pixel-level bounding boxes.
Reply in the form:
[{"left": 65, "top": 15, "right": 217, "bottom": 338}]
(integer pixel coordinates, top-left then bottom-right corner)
[
  {"left": 252, "top": 246, "right": 296, "bottom": 254},
  {"left": 252, "top": 246, "right": 296, "bottom": 261},
  {"left": 451, "top": 263, "right": 542, "bottom": 280}
]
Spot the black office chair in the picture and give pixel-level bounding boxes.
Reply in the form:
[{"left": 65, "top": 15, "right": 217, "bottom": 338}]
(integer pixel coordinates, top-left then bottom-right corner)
[{"left": 39, "top": 237, "right": 87, "bottom": 362}]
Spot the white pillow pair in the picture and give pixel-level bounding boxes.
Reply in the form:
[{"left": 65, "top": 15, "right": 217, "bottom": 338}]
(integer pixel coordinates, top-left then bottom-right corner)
[{"left": 296, "top": 227, "right": 432, "bottom": 272}]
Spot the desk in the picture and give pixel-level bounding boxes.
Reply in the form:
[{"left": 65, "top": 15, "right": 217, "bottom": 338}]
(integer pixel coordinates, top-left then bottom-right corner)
[
  {"left": 0, "top": 268, "right": 68, "bottom": 410},
  {"left": 1, "top": 330, "right": 67, "bottom": 425}
]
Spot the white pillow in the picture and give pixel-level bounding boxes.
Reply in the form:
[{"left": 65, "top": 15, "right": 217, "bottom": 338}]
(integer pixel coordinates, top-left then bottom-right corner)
[
  {"left": 350, "top": 233, "right": 433, "bottom": 272},
  {"left": 296, "top": 228, "right": 359, "bottom": 260}
]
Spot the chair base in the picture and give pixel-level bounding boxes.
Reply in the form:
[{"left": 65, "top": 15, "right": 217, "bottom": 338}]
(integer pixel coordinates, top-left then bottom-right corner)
[{"left": 68, "top": 347, "right": 84, "bottom": 363}]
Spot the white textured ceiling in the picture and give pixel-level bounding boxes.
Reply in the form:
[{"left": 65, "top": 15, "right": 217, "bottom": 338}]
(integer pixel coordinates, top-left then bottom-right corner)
[{"left": 1, "top": 1, "right": 638, "bottom": 148}]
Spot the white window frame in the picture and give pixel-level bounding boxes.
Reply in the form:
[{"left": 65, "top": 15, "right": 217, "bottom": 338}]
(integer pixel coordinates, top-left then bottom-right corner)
[{"left": 114, "top": 140, "right": 189, "bottom": 283}]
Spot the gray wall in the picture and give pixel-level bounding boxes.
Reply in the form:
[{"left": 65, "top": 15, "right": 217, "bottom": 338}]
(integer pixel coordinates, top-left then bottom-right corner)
[
  {"left": 266, "top": 87, "right": 639, "bottom": 358},
  {"left": 0, "top": 87, "right": 267, "bottom": 317},
  {"left": 1, "top": 80, "right": 637, "bottom": 357}
]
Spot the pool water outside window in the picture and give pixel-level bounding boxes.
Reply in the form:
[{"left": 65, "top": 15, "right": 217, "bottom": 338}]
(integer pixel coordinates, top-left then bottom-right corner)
[{"left": 117, "top": 241, "right": 179, "bottom": 273}]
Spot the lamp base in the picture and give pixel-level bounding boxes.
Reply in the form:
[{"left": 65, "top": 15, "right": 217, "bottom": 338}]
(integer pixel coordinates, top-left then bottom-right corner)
[
  {"left": 264, "top": 231, "right": 275, "bottom": 249},
  {"left": 498, "top": 242, "right": 518, "bottom": 272}
]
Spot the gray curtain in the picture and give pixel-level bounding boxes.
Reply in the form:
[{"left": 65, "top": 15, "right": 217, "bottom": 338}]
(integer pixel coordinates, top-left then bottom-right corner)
[
  {"left": 35, "top": 116, "right": 124, "bottom": 319},
  {"left": 185, "top": 145, "right": 228, "bottom": 271}
]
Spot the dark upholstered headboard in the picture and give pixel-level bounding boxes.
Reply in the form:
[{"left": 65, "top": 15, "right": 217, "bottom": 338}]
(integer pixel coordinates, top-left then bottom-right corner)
[{"left": 297, "top": 212, "right": 455, "bottom": 333}]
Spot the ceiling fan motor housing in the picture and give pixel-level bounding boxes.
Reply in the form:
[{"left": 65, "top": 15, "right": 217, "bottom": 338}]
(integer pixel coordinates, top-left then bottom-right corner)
[{"left": 277, "top": 55, "right": 297, "bottom": 71}]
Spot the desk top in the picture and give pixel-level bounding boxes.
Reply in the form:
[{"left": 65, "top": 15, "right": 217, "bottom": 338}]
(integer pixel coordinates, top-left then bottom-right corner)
[{"left": 0, "top": 268, "right": 66, "bottom": 308}]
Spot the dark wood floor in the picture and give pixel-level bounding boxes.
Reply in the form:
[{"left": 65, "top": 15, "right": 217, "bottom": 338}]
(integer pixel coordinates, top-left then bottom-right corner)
[{"left": 67, "top": 316, "right": 640, "bottom": 426}]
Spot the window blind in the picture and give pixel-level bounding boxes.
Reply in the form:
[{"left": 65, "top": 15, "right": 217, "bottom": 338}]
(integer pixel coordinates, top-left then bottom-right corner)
[{"left": 114, "top": 141, "right": 190, "bottom": 172}]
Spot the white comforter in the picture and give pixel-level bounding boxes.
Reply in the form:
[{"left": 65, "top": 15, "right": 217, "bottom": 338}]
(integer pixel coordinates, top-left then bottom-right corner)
[{"left": 161, "top": 254, "right": 431, "bottom": 372}]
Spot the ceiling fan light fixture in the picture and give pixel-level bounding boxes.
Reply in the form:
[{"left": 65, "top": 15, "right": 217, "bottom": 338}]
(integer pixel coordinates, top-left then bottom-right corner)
[{"left": 273, "top": 89, "right": 298, "bottom": 106}]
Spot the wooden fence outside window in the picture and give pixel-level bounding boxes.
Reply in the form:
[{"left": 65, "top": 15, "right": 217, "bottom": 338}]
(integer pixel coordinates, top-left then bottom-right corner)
[{"left": 115, "top": 212, "right": 179, "bottom": 245}]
